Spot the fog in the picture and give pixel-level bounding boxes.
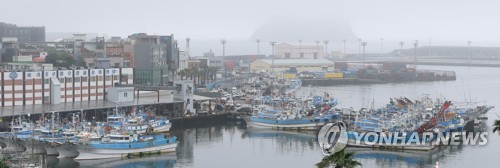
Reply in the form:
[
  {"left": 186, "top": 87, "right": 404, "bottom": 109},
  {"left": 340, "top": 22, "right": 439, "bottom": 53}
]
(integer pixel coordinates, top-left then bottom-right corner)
[{"left": 2, "top": 0, "right": 500, "bottom": 55}]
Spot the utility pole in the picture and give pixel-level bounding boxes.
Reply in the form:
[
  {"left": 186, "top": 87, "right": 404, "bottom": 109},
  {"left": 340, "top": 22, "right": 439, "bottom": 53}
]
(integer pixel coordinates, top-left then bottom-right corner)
[
  {"left": 315, "top": 41, "right": 320, "bottom": 59},
  {"left": 270, "top": 42, "right": 276, "bottom": 74},
  {"left": 323, "top": 40, "right": 329, "bottom": 59},
  {"left": 361, "top": 42, "right": 367, "bottom": 69},
  {"left": 220, "top": 39, "right": 227, "bottom": 80},
  {"left": 358, "top": 38, "right": 362, "bottom": 58},
  {"left": 399, "top": 42, "right": 404, "bottom": 62},
  {"left": 413, "top": 40, "right": 418, "bottom": 68},
  {"left": 256, "top": 39, "right": 260, "bottom": 56},
  {"left": 299, "top": 39, "right": 302, "bottom": 58}
]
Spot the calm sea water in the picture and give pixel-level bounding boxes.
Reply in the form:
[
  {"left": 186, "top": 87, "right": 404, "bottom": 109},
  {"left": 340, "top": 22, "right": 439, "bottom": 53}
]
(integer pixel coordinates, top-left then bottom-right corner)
[{"left": 49, "top": 65, "right": 500, "bottom": 168}]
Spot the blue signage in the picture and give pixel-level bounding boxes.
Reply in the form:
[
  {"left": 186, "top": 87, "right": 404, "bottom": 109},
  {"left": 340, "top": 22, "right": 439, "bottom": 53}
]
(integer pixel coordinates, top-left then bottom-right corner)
[{"left": 9, "top": 71, "right": 18, "bottom": 79}]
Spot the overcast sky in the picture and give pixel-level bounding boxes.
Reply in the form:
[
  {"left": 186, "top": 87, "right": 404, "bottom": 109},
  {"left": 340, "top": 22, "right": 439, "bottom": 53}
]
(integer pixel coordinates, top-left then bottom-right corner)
[{"left": 3, "top": 0, "right": 500, "bottom": 54}]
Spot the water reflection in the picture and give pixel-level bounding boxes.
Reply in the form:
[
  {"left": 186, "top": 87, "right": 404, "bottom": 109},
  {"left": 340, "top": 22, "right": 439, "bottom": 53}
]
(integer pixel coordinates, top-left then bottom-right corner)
[{"left": 47, "top": 153, "right": 176, "bottom": 168}]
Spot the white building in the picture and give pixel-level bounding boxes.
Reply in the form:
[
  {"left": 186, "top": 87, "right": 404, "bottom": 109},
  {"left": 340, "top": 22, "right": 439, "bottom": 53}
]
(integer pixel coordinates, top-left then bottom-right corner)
[
  {"left": 275, "top": 43, "right": 325, "bottom": 59},
  {"left": 178, "top": 51, "right": 189, "bottom": 72}
]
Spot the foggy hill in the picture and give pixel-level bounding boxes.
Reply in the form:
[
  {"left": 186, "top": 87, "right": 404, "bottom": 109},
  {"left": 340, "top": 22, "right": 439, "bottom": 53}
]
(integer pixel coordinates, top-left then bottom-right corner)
[{"left": 250, "top": 17, "right": 358, "bottom": 43}]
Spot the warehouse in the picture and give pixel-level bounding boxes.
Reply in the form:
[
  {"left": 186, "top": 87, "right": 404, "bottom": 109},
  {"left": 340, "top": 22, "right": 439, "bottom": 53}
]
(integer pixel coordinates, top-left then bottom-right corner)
[{"left": 250, "top": 59, "right": 334, "bottom": 73}]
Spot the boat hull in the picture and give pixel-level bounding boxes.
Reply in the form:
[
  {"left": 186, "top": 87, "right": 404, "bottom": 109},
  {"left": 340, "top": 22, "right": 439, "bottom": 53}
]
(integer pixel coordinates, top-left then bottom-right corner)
[
  {"left": 43, "top": 143, "right": 59, "bottom": 156},
  {"left": 56, "top": 144, "right": 80, "bottom": 158},
  {"left": 245, "top": 120, "right": 324, "bottom": 130},
  {"left": 74, "top": 142, "right": 177, "bottom": 160}
]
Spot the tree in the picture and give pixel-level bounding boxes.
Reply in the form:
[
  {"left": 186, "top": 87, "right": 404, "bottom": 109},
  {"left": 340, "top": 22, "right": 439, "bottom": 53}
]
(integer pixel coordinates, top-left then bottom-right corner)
[
  {"left": 494, "top": 119, "right": 500, "bottom": 134},
  {"left": 207, "top": 66, "right": 219, "bottom": 82},
  {"left": 44, "top": 48, "right": 76, "bottom": 68},
  {"left": 316, "top": 149, "right": 361, "bottom": 168},
  {"left": 177, "top": 69, "right": 188, "bottom": 80}
]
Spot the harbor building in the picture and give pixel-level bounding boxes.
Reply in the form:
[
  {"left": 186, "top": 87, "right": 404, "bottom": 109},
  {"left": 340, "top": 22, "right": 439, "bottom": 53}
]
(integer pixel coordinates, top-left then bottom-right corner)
[
  {"left": 250, "top": 59, "right": 334, "bottom": 73},
  {"left": 0, "top": 67, "right": 133, "bottom": 107},
  {"left": 275, "top": 43, "right": 324, "bottom": 59}
]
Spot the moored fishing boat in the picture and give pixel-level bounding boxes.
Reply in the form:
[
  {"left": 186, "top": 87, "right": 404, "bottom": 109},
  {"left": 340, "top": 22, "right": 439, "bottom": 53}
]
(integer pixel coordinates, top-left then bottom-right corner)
[{"left": 74, "top": 133, "right": 177, "bottom": 160}]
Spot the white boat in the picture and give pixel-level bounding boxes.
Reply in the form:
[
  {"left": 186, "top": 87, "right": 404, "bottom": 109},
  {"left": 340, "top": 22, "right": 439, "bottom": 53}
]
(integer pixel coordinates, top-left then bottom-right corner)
[{"left": 74, "top": 134, "right": 177, "bottom": 160}]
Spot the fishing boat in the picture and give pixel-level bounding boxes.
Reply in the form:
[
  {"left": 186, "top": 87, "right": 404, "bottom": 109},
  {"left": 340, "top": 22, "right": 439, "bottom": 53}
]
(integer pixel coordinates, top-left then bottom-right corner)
[
  {"left": 346, "top": 131, "right": 435, "bottom": 151},
  {"left": 74, "top": 133, "right": 177, "bottom": 160},
  {"left": 105, "top": 112, "right": 171, "bottom": 134},
  {"left": 244, "top": 108, "right": 339, "bottom": 130}
]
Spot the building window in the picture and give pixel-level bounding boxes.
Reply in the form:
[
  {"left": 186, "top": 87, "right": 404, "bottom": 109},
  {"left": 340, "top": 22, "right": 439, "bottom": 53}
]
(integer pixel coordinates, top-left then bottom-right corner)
[
  {"left": 124, "top": 92, "right": 128, "bottom": 97},
  {"left": 83, "top": 71, "right": 87, "bottom": 75},
  {"left": 45, "top": 72, "right": 49, "bottom": 76},
  {"left": 44, "top": 79, "right": 49, "bottom": 84},
  {"left": 98, "top": 70, "right": 102, "bottom": 74},
  {"left": 91, "top": 77, "right": 96, "bottom": 82},
  {"left": 113, "top": 75, "right": 118, "bottom": 80},
  {"left": 52, "top": 72, "right": 56, "bottom": 76},
  {"left": 27, "top": 73, "right": 32, "bottom": 78},
  {"left": 43, "top": 96, "right": 49, "bottom": 102},
  {"left": 91, "top": 70, "right": 95, "bottom": 75},
  {"left": 67, "top": 78, "right": 73, "bottom": 83},
  {"left": 106, "top": 70, "right": 109, "bottom": 74},
  {"left": 98, "top": 76, "right": 103, "bottom": 81},
  {"left": 59, "top": 72, "right": 63, "bottom": 76},
  {"left": 68, "top": 71, "right": 71, "bottom": 75},
  {"left": 59, "top": 78, "right": 65, "bottom": 83},
  {"left": 82, "top": 77, "right": 88, "bottom": 82},
  {"left": 36, "top": 72, "right": 41, "bottom": 77},
  {"left": 75, "top": 77, "right": 81, "bottom": 82},
  {"left": 76, "top": 71, "right": 80, "bottom": 75}
]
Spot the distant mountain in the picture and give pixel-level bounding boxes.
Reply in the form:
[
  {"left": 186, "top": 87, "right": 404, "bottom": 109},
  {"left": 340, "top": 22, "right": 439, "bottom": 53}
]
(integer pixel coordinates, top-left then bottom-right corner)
[{"left": 250, "top": 17, "right": 358, "bottom": 42}]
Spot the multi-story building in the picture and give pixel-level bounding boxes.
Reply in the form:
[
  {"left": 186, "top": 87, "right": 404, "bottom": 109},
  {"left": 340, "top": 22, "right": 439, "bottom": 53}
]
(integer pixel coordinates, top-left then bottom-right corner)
[
  {"left": 1, "top": 37, "right": 19, "bottom": 63},
  {"left": 0, "top": 22, "right": 45, "bottom": 43},
  {"left": 129, "top": 33, "right": 179, "bottom": 85},
  {"left": 275, "top": 43, "right": 324, "bottom": 59},
  {"left": 0, "top": 67, "right": 134, "bottom": 107}
]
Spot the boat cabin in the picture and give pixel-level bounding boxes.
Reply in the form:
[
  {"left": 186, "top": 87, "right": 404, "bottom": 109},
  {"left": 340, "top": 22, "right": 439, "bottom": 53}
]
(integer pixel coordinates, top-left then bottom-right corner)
[
  {"left": 108, "top": 134, "right": 134, "bottom": 143},
  {"left": 107, "top": 116, "right": 125, "bottom": 125}
]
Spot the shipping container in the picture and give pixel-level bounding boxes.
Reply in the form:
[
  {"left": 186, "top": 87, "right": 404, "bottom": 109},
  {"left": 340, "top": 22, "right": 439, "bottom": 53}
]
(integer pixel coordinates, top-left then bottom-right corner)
[
  {"left": 283, "top": 73, "right": 297, "bottom": 79},
  {"left": 314, "top": 72, "right": 325, "bottom": 79},
  {"left": 324, "top": 73, "right": 343, "bottom": 79}
]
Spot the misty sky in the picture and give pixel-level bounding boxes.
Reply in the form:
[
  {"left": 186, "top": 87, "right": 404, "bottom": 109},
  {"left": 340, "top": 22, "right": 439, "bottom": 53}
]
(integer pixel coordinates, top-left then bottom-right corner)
[{"left": 2, "top": 0, "right": 500, "bottom": 55}]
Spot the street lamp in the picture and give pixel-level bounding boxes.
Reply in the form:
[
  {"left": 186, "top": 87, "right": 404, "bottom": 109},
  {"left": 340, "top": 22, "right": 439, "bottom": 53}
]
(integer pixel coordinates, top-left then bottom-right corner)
[
  {"left": 270, "top": 42, "right": 276, "bottom": 74},
  {"left": 361, "top": 42, "right": 367, "bottom": 69},
  {"left": 323, "top": 40, "right": 329, "bottom": 58},
  {"left": 299, "top": 39, "right": 302, "bottom": 58},
  {"left": 315, "top": 41, "right": 320, "bottom": 59},
  {"left": 256, "top": 39, "right": 260, "bottom": 56},
  {"left": 220, "top": 39, "right": 227, "bottom": 80},
  {"left": 358, "top": 38, "right": 362, "bottom": 58},
  {"left": 399, "top": 42, "right": 404, "bottom": 62},
  {"left": 413, "top": 40, "right": 419, "bottom": 67}
]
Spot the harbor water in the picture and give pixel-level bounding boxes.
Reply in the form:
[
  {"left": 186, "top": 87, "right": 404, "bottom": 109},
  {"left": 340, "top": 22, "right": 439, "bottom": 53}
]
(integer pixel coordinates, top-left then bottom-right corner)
[{"left": 49, "top": 65, "right": 500, "bottom": 168}]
